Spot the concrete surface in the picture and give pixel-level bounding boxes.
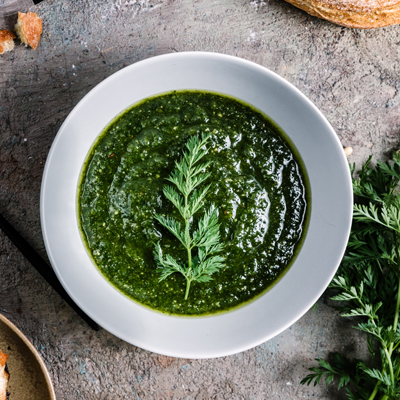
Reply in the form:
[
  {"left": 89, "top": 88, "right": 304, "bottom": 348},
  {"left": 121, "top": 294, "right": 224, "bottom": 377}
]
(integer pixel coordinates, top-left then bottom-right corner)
[{"left": 1, "top": 0, "right": 399, "bottom": 398}]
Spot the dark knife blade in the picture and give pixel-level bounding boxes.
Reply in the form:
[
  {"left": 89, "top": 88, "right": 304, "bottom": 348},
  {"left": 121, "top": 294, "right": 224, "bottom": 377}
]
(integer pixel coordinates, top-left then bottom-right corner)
[{"left": 0, "top": 212, "right": 100, "bottom": 331}]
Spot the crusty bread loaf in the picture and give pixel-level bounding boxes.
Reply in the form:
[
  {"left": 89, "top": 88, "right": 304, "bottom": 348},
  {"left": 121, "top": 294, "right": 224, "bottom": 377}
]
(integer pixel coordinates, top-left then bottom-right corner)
[
  {"left": 0, "top": 30, "right": 15, "bottom": 55},
  {"left": 284, "top": 0, "right": 400, "bottom": 28},
  {"left": 15, "top": 12, "right": 42, "bottom": 50},
  {"left": 0, "top": 349, "right": 9, "bottom": 400}
]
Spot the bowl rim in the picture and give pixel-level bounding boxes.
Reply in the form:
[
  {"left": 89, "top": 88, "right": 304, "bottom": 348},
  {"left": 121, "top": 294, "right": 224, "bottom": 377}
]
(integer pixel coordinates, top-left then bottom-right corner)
[
  {"left": 0, "top": 313, "right": 56, "bottom": 399},
  {"left": 40, "top": 51, "right": 353, "bottom": 358}
]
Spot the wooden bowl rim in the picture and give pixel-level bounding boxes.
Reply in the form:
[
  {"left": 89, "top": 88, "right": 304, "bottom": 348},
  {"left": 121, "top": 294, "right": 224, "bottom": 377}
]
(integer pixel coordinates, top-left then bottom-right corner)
[{"left": 0, "top": 313, "right": 56, "bottom": 400}]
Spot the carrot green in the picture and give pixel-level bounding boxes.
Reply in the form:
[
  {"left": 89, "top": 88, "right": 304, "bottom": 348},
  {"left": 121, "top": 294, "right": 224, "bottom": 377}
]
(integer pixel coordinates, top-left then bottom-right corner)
[
  {"left": 154, "top": 133, "right": 225, "bottom": 300},
  {"left": 302, "top": 154, "right": 400, "bottom": 399}
]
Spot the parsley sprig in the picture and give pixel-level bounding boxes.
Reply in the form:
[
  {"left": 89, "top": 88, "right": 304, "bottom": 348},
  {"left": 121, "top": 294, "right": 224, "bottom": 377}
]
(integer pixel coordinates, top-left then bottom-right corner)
[
  {"left": 154, "top": 133, "right": 225, "bottom": 300},
  {"left": 301, "top": 153, "right": 400, "bottom": 399}
]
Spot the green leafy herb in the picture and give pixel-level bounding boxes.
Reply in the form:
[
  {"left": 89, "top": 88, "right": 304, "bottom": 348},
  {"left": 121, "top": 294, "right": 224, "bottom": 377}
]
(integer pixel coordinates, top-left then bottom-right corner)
[
  {"left": 301, "top": 153, "right": 400, "bottom": 399},
  {"left": 154, "top": 133, "right": 225, "bottom": 300}
]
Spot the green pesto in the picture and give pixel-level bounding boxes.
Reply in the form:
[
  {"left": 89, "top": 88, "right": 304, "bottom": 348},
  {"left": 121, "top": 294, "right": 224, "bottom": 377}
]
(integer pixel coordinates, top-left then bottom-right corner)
[{"left": 78, "top": 91, "right": 309, "bottom": 316}]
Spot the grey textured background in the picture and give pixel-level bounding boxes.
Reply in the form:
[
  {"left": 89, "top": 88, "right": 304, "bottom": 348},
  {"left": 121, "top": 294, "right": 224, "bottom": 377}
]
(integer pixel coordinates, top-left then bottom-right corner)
[{"left": 1, "top": 0, "right": 399, "bottom": 398}]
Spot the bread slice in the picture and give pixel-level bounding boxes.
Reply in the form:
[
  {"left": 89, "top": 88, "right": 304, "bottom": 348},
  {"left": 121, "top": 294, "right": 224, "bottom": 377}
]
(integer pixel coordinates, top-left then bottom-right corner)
[
  {"left": 284, "top": 0, "right": 400, "bottom": 28},
  {"left": 15, "top": 12, "right": 42, "bottom": 50},
  {"left": 0, "top": 349, "right": 9, "bottom": 400},
  {"left": 0, "top": 30, "right": 15, "bottom": 55}
]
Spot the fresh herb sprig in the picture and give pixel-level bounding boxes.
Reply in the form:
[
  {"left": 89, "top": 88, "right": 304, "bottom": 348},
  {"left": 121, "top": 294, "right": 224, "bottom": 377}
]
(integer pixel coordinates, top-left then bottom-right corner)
[
  {"left": 301, "top": 153, "right": 400, "bottom": 399},
  {"left": 154, "top": 133, "right": 225, "bottom": 300}
]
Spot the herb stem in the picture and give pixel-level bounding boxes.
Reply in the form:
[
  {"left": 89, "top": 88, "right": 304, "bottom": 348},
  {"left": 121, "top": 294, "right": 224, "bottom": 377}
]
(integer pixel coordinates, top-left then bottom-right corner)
[
  {"left": 390, "top": 237, "right": 400, "bottom": 357},
  {"left": 185, "top": 280, "right": 191, "bottom": 300},
  {"left": 184, "top": 193, "right": 190, "bottom": 247},
  {"left": 187, "top": 234, "right": 192, "bottom": 297},
  {"left": 368, "top": 382, "right": 380, "bottom": 400},
  {"left": 383, "top": 346, "right": 395, "bottom": 384},
  {"left": 390, "top": 277, "right": 400, "bottom": 351},
  {"left": 184, "top": 191, "right": 193, "bottom": 299}
]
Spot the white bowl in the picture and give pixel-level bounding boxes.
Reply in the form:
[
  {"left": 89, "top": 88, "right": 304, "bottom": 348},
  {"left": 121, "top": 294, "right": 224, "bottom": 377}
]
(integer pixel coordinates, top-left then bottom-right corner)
[{"left": 40, "top": 52, "right": 352, "bottom": 358}]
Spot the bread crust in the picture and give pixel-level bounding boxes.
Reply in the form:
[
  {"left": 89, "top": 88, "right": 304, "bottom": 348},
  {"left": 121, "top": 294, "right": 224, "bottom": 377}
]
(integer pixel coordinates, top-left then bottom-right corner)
[
  {"left": 15, "top": 12, "right": 42, "bottom": 50},
  {"left": 284, "top": 0, "right": 400, "bottom": 28},
  {"left": 0, "top": 30, "right": 15, "bottom": 55}
]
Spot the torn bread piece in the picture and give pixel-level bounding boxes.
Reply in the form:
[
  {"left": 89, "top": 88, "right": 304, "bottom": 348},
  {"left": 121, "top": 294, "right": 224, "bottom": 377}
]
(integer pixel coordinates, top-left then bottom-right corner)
[
  {"left": 0, "top": 349, "right": 9, "bottom": 400},
  {"left": 283, "top": 0, "right": 400, "bottom": 29},
  {"left": 0, "top": 30, "right": 15, "bottom": 55},
  {"left": 15, "top": 12, "right": 42, "bottom": 50}
]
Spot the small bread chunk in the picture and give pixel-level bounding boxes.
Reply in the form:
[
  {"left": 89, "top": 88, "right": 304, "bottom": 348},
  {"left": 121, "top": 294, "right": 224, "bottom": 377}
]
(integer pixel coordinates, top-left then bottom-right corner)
[
  {"left": 15, "top": 12, "right": 42, "bottom": 50},
  {"left": 0, "top": 30, "right": 15, "bottom": 55},
  {"left": 0, "top": 349, "right": 9, "bottom": 400}
]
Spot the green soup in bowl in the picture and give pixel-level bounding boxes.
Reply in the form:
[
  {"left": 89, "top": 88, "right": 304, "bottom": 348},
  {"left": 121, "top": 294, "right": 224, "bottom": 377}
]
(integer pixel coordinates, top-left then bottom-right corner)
[{"left": 78, "top": 90, "right": 309, "bottom": 315}]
